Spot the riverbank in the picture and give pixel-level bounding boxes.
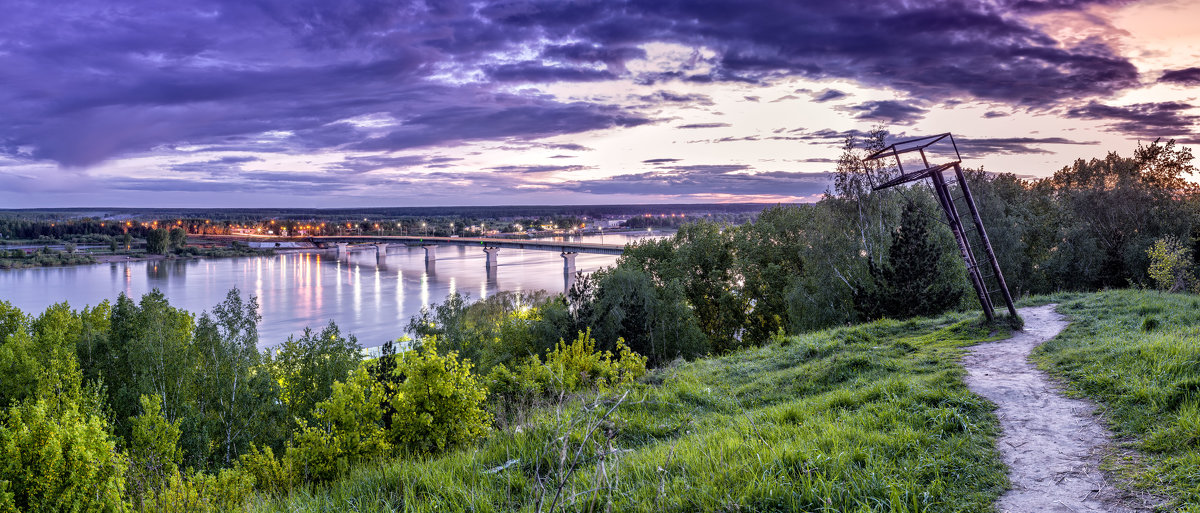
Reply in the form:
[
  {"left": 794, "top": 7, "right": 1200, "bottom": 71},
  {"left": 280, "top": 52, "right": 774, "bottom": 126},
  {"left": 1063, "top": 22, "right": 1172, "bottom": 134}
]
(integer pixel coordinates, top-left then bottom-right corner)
[{"left": 0, "top": 242, "right": 277, "bottom": 270}]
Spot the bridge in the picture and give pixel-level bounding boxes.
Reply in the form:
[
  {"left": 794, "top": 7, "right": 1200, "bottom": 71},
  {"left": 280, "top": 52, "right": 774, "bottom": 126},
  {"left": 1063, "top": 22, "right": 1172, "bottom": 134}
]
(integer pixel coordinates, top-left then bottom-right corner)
[{"left": 308, "top": 235, "right": 626, "bottom": 274}]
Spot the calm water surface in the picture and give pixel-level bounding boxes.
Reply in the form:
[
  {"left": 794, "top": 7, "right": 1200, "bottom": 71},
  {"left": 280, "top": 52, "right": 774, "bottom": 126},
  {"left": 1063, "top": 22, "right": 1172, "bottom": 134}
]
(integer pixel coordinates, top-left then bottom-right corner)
[{"left": 0, "top": 232, "right": 665, "bottom": 348}]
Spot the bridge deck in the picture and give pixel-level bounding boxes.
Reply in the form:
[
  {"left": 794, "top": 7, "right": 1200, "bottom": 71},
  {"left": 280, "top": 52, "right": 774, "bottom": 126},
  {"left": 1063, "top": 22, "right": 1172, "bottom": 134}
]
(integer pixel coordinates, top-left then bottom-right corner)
[{"left": 311, "top": 236, "right": 626, "bottom": 255}]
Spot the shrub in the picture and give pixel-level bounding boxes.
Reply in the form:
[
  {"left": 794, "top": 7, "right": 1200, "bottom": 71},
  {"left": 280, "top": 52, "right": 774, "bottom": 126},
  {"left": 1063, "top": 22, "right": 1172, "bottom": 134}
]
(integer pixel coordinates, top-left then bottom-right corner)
[
  {"left": 485, "top": 331, "right": 648, "bottom": 425},
  {"left": 0, "top": 395, "right": 127, "bottom": 512},
  {"left": 237, "top": 445, "right": 296, "bottom": 495},
  {"left": 137, "top": 468, "right": 254, "bottom": 513},
  {"left": 271, "top": 321, "right": 363, "bottom": 427},
  {"left": 287, "top": 366, "right": 390, "bottom": 483},
  {"left": 1147, "top": 236, "right": 1195, "bottom": 292},
  {"left": 128, "top": 395, "right": 184, "bottom": 504},
  {"left": 543, "top": 330, "right": 647, "bottom": 392},
  {"left": 387, "top": 339, "right": 490, "bottom": 454}
]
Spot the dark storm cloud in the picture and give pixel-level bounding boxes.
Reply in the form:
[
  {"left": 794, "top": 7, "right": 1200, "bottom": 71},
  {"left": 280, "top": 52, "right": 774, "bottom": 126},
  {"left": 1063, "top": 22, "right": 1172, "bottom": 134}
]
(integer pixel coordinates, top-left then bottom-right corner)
[
  {"left": 1065, "top": 101, "right": 1199, "bottom": 139},
  {"left": 955, "top": 136, "right": 1098, "bottom": 155},
  {"left": 561, "top": 165, "right": 832, "bottom": 196},
  {"left": 0, "top": 0, "right": 1147, "bottom": 173},
  {"left": 636, "top": 91, "right": 715, "bottom": 106},
  {"left": 1159, "top": 68, "right": 1200, "bottom": 86},
  {"left": 170, "top": 156, "right": 262, "bottom": 175},
  {"left": 353, "top": 103, "right": 650, "bottom": 151},
  {"left": 482, "top": 0, "right": 1137, "bottom": 104},
  {"left": 485, "top": 63, "right": 617, "bottom": 82},
  {"left": 487, "top": 165, "right": 589, "bottom": 174},
  {"left": 677, "top": 123, "right": 732, "bottom": 129},
  {"left": 542, "top": 43, "right": 647, "bottom": 70},
  {"left": 812, "top": 89, "right": 848, "bottom": 103},
  {"left": 786, "top": 128, "right": 871, "bottom": 144},
  {"left": 845, "top": 101, "right": 928, "bottom": 124}
]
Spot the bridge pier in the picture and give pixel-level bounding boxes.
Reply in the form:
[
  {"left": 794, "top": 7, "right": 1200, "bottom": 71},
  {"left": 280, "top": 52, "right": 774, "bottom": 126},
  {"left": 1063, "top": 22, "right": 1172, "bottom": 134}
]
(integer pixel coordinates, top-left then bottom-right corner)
[
  {"left": 375, "top": 243, "right": 388, "bottom": 258},
  {"left": 422, "top": 245, "right": 437, "bottom": 263},
  {"left": 483, "top": 247, "right": 499, "bottom": 268},
  {"left": 335, "top": 242, "right": 349, "bottom": 258},
  {"left": 561, "top": 251, "right": 577, "bottom": 275}
]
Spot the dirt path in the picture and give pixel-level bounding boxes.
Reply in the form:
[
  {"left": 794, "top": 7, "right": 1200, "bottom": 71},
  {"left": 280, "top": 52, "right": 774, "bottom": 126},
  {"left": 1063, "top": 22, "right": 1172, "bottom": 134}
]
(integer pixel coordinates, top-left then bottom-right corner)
[{"left": 962, "top": 304, "right": 1149, "bottom": 513}]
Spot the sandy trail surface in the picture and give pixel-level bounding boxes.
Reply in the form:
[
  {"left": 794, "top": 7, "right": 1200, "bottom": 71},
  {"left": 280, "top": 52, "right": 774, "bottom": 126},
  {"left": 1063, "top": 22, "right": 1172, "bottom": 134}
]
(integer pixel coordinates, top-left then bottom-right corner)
[{"left": 962, "top": 304, "right": 1150, "bottom": 513}]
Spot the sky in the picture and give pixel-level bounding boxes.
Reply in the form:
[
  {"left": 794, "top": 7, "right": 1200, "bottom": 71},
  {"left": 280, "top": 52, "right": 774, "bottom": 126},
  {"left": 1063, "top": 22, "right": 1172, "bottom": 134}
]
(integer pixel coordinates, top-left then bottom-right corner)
[{"left": 1, "top": 0, "right": 1198, "bottom": 208}]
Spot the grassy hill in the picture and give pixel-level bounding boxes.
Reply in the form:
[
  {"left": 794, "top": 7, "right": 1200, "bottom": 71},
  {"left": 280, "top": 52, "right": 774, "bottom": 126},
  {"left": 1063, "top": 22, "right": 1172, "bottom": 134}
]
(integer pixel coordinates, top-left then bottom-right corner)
[
  {"left": 1036, "top": 289, "right": 1200, "bottom": 508},
  {"left": 250, "top": 312, "right": 1012, "bottom": 512}
]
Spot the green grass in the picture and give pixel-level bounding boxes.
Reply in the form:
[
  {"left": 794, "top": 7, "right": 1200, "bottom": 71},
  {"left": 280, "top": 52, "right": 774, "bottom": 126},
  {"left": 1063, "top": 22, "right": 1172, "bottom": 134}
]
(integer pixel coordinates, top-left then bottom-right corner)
[
  {"left": 1034, "top": 289, "right": 1200, "bottom": 509},
  {"left": 250, "top": 313, "right": 1011, "bottom": 512}
]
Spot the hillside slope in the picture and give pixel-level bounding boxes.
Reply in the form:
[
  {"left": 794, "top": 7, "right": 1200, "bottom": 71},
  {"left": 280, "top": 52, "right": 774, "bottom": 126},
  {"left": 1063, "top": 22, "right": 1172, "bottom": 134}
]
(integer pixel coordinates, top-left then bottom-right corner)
[{"left": 252, "top": 313, "right": 1012, "bottom": 512}]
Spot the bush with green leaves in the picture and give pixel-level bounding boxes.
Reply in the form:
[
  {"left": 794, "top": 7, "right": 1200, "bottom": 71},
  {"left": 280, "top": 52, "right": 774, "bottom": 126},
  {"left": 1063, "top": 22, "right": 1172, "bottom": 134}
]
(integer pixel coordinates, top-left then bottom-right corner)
[
  {"left": 270, "top": 321, "right": 363, "bottom": 427},
  {"left": 854, "top": 199, "right": 966, "bottom": 321},
  {"left": 128, "top": 394, "right": 184, "bottom": 506},
  {"left": 0, "top": 377, "right": 127, "bottom": 512},
  {"left": 1146, "top": 236, "right": 1195, "bottom": 292},
  {"left": 286, "top": 366, "right": 391, "bottom": 483},
  {"left": 405, "top": 291, "right": 573, "bottom": 373},
  {"left": 387, "top": 339, "right": 490, "bottom": 455},
  {"left": 542, "top": 330, "right": 647, "bottom": 392},
  {"left": 135, "top": 468, "right": 254, "bottom": 513},
  {"left": 485, "top": 330, "right": 647, "bottom": 425}
]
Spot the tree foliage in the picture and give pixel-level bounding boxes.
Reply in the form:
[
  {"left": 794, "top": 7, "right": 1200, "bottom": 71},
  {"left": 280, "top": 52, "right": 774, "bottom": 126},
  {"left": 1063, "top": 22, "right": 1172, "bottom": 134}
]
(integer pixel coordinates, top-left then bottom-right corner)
[
  {"left": 0, "top": 345, "right": 125, "bottom": 512},
  {"left": 286, "top": 366, "right": 391, "bottom": 483},
  {"left": 168, "top": 227, "right": 187, "bottom": 251},
  {"left": 270, "top": 322, "right": 363, "bottom": 428},
  {"left": 854, "top": 200, "right": 966, "bottom": 320},
  {"left": 128, "top": 394, "right": 184, "bottom": 505},
  {"left": 1147, "top": 236, "right": 1195, "bottom": 293},
  {"left": 146, "top": 229, "right": 170, "bottom": 255},
  {"left": 387, "top": 340, "right": 490, "bottom": 455}
]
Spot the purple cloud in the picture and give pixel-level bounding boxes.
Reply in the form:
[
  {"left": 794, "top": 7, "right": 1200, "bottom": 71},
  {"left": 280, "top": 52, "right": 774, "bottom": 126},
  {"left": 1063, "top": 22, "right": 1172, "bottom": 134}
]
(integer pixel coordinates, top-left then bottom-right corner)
[
  {"left": 845, "top": 101, "right": 928, "bottom": 124},
  {"left": 1066, "top": 101, "right": 1199, "bottom": 139},
  {"left": 1159, "top": 68, "right": 1200, "bottom": 86},
  {"left": 0, "top": 0, "right": 1152, "bottom": 177}
]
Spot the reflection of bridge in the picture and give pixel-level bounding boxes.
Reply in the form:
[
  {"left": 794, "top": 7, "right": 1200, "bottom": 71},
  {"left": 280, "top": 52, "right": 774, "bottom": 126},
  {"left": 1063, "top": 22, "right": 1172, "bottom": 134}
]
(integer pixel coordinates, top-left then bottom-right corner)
[{"left": 309, "top": 236, "right": 626, "bottom": 274}]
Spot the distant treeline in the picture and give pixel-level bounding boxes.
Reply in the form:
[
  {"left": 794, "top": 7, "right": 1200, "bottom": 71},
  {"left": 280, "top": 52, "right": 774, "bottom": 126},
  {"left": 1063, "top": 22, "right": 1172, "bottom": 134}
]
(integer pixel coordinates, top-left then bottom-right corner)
[
  {"left": 0, "top": 204, "right": 769, "bottom": 241},
  {"left": 0, "top": 203, "right": 774, "bottom": 223}
]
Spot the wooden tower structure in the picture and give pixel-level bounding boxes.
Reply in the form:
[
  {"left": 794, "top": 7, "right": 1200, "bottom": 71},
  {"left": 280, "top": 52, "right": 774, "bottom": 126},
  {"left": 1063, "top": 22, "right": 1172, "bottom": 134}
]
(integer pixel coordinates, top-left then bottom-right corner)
[{"left": 864, "top": 133, "right": 1017, "bottom": 322}]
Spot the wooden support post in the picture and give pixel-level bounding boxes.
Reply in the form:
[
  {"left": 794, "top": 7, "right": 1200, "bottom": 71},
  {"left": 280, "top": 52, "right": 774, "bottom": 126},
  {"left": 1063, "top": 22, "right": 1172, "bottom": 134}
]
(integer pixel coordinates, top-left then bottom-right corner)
[
  {"left": 953, "top": 164, "right": 1018, "bottom": 318},
  {"left": 931, "top": 170, "right": 995, "bottom": 321}
]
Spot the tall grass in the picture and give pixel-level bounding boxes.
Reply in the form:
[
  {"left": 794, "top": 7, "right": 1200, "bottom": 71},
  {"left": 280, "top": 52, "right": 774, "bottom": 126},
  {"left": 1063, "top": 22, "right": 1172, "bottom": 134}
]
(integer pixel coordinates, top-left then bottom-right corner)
[
  {"left": 249, "top": 313, "right": 1010, "bottom": 512},
  {"left": 1035, "top": 289, "right": 1200, "bottom": 508}
]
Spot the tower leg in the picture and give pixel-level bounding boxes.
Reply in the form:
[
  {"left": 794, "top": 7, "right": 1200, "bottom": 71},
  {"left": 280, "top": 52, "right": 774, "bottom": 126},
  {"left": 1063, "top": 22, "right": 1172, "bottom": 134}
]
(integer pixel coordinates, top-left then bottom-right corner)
[
  {"left": 953, "top": 164, "right": 1018, "bottom": 319},
  {"left": 931, "top": 170, "right": 995, "bottom": 321}
]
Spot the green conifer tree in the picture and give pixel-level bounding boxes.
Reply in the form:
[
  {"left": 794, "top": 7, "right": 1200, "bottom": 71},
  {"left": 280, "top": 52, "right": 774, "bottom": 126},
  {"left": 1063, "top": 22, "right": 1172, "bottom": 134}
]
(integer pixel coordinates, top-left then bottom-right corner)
[{"left": 855, "top": 199, "right": 964, "bottom": 320}]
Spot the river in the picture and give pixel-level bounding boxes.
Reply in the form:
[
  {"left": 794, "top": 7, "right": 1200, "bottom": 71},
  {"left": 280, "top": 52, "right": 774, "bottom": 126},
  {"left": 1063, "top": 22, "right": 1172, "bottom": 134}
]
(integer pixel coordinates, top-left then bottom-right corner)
[{"left": 0, "top": 232, "right": 666, "bottom": 348}]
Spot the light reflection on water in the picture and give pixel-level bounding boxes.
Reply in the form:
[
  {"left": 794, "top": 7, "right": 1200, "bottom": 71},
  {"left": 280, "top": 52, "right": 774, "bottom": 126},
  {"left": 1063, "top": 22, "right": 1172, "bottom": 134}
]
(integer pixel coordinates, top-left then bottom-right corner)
[{"left": 0, "top": 233, "right": 662, "bottom": 348}]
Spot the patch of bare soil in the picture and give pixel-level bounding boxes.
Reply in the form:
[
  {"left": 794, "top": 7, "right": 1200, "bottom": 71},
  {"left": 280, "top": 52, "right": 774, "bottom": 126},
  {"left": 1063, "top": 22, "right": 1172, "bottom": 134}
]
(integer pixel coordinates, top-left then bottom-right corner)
[{"left": 962, "top": 304, "right": 1152, "bottom": 513}]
